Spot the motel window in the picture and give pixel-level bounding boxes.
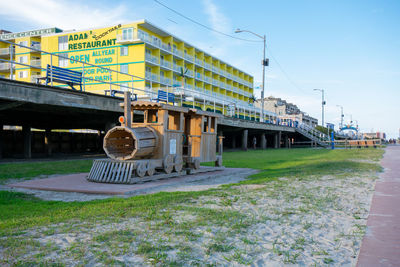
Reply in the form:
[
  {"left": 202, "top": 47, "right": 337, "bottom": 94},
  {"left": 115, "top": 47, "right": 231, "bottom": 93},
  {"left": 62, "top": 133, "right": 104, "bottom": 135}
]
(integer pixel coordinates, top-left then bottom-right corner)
[
  {"left": 137, "top": 29, "right": 144, "bottom": 40},
  {"left": 58, "top": 35, "right": 68, "bottom": 51},
  {"left": 18, "top": 41, "right": 28, "bottom": 47},
  {"left": 120, "top": 82, "right": 130, "bottom": 91},
  {"left": 18, "top": 56, "right": 27, "bottom": 64},
  {"left": 122, "top": 28, "right": 133, "bottom": 41},
  {"left": 120, "top": 64, "right": 128, "bottom": 74},
  {"left": 59, "top": 53, "right": 69, "bottom": 67},
  {"left": 18, "top": 71, "right": 28, "bottom": 78},
  {"left": 120, "top": 46, "right": 128, "bottom": 56}
]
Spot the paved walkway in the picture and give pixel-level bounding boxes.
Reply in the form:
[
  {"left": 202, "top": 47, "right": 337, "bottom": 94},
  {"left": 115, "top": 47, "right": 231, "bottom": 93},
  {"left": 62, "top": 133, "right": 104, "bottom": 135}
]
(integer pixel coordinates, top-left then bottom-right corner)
[{"left": 357, "top": 145, "right": 400, "bottom": 267}]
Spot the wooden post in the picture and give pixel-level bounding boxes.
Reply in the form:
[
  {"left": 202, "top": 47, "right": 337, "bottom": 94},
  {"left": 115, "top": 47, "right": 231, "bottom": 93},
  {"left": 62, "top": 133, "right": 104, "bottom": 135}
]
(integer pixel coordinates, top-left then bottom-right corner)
[
  {"left": 22, "top": 125, "right": 32, "bottom": 159},
  {"left": 218, "top": 136, "right": 224, "bottom": 156},
  {"left": 124, "top": 91, "right": 132, "bottom": 127}
]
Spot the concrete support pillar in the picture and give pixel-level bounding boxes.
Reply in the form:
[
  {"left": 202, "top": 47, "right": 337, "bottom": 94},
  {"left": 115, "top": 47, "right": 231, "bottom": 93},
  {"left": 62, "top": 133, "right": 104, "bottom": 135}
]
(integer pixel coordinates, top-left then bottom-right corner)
[
  {"left": 261, "top": 133, "right": 267, "bottom": 149},
  {"left": 22, "top": 125, "right": 32, "bottom": 159},
  {"left": 232, "top": 135, "right": 236, "bottom": 149},
  {"left": 242, "top": 129, "right": 248, "bottom": 151},
  {"left": 284, "top": 135, "right": 289, "bottom": 148},
  {"left": 274, "top": 133, "right": 279, "bottom": 149},
  {"left": 44, "top": 129, "right": 52, "bottom": 156},
  {"left": 278, "top": 131, "right": 282, "bottom": 148},
  {"left": 0, "top": 124, "right": 3, "bottom": 159}
]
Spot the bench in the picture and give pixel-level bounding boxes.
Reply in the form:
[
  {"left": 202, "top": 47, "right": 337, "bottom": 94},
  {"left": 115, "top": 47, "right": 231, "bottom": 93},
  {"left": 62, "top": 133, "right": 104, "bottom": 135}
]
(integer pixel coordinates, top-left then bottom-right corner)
[
  {"left": 157, "top": 90, "right": 175, "bottom": 104},
  {"left": 104, "top": 89, "right": 137, "bottom": 101},
  {"left": 39, "top": 64, "right": 83, "bottom": 91},
  {"left": 347, "top": 140, "right": 378, "bottom": 149},
  {"left": 366, "top": 140, "right": 377, "bottom": 148}
]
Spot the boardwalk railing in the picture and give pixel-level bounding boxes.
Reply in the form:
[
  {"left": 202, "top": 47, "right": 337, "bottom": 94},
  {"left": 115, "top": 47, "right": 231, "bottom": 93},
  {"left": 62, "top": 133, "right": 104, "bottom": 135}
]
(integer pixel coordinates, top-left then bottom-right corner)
[{"left": 0, "top": 39, "right": 325, "bottom": 131}]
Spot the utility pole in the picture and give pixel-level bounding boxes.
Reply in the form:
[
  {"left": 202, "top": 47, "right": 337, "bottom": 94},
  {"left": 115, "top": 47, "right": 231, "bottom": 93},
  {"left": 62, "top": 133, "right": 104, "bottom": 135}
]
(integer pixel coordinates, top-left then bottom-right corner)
[
  {"left": 336, "top": 105, "right": 344, "bottom": 129},
  {"left": 314, "top": 89, "right": 325, "bottom": 127},
  {"left": 235, "top": 29, "right": 268, "bottom": 122}
]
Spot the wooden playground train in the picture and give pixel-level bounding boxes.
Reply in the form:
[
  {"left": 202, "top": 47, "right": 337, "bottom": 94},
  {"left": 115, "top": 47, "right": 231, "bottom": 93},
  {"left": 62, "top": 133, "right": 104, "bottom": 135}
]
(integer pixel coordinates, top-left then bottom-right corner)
[{"left": 87, "top": 92, "right": 223, "bottom": 184}]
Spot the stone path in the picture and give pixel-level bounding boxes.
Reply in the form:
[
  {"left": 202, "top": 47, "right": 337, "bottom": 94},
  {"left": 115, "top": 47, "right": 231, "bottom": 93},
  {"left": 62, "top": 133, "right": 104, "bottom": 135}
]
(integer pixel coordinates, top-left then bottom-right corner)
[
  {"left": 5, "top": 167, "right": 257, "bottom": 201},
  {"left": 357, "top": 145, "right": 400, "bottom": 267}
]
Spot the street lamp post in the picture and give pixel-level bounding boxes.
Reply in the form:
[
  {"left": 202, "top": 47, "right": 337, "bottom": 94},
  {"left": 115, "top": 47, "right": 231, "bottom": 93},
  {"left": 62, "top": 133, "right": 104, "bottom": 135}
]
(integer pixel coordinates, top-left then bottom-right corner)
[
  {"left": 336, "top": 105, "right": 344, "bottom": 130},
  {"left": 314, "top": 89, "right": 325, "bottom": 127},
  {"left": 235, "top": 29, "right": 267, "bottom": 122}
]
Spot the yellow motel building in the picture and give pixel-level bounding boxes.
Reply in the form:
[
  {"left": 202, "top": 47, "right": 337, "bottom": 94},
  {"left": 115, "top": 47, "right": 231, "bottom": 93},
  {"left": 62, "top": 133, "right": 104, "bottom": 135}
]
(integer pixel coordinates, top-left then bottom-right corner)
[{"left": 0, "top": 20, "right": 267, "bottom": 120}]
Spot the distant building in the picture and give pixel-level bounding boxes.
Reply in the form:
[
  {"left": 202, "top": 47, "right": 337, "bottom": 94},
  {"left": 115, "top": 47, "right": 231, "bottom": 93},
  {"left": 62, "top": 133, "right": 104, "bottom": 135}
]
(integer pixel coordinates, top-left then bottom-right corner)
[
  {"left": 0, "top": 29, "right": 12, "bottom": 34},
  {"left": 255, "top": 96, "right": 318, "bottom": 127},
  {"left": 363, "top": 132, "right": 386, "bottom": 140}
]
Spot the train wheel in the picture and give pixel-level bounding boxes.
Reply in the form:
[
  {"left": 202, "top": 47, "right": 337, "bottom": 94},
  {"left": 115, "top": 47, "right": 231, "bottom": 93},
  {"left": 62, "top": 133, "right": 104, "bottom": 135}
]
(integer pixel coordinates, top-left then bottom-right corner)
[
  {"left": 174, "top": 156, "right": 183, "bottom": 172},
  {"left": 193, "top": 158, "right": 200, "bottom": 170},
  {"left": 136, "top": 162, "right": 146, "bottom": 178},
  {"left": 163, "top": 155, "right": 174, "bottom": 174},
  {"left": 146, "top": 161, "right": 155, "bottom": 176}
]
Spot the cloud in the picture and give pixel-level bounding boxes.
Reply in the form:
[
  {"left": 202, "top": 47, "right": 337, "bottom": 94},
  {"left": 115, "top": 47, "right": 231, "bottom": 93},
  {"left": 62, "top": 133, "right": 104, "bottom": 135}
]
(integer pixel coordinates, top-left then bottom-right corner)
[
  {"left": 201, "top": 0, "right": 231, "bottom": 35},
  {"left": 0, "top": 0, "right": 128, "bottom": 30}
]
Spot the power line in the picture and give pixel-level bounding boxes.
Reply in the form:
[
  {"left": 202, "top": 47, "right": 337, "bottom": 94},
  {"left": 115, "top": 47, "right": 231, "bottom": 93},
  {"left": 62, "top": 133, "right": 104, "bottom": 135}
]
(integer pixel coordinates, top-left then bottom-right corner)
[
  {"left": 153, "top": 0, "right": 262, "bottom": 43},
  {"left": 154, "top": 0, "right": 307, "bottom": 95},
  {"left": 267, "top": 48, "right": 310, "bottom": 95}
]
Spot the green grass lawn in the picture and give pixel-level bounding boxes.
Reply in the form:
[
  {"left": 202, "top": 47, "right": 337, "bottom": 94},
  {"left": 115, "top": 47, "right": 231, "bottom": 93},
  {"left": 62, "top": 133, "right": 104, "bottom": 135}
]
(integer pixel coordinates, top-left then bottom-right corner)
[
  {"left": 0, "top": 148, "right": 383, "bottom": 237},
  {"left": 0, "top": 159, "right": 93, "bottom": 182},
  {"left": 0, "top": 149, "right": 383, "bottom": 266}
]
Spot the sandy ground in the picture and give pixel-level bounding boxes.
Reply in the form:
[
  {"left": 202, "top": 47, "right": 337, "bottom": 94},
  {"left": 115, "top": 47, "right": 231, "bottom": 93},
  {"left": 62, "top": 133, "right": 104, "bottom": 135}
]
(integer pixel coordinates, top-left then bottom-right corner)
[{"left": 0, "top": 168, "right": 378, "bottom": 266}]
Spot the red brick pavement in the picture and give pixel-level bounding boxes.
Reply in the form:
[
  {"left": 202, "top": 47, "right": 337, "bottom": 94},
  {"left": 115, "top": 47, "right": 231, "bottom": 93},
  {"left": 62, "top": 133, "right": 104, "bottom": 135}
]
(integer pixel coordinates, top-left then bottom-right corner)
[{"left": 357, "top": 145, "right": 400, "bottom": 267}]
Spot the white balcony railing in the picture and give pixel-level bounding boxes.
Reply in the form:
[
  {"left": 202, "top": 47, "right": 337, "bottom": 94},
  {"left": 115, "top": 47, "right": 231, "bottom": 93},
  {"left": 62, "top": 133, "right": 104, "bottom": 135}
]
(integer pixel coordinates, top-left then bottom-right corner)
[
  {"left": 184, "top": 54, "right": 194, "bottom": 62},
  {"left": 195, "top": 58, "right": 203, "bottom": 66},
  {"left": 160, "top": 59, "right": 172, "bottom": 69},
  {"left": 160, "top": 76, "right": 171, "bottom": 85},
  {"left": 185, "top": 69, "right": 194, "bottom": 78},
  {"left": 204, "top": 62, "right": 211, "bottom": 70},
  {"left": 160, "top": 42, "right": 172, "bottom": 53},
  {"left": 31, "top": 43, "right": 41, "bottom": 50},
  {"left": 173, "top": 48, "right": 183, "bottom": 58},
  {"left": 145, "top": 54, "right": 159, "bottom": 65},
  {"left": 204, "top": 76, "right": 212, "bottom": 84},
  {"left": 195, "top": 72, "right": 202, "bottom": 80},
  {"left": 30, "top": 74, "right": 41, "bottom": 82},
  {"left": 30, "top": 59, "right": 41, "bottom": 68},
  {"left": 173, "top": 64, "right": 181, "bottom": 73},
  {"left": 0, "top": 62, "right": 13, "bottom": 71},
  {"left": 0, "top": 47, "right": 14, "bottom": 56}
]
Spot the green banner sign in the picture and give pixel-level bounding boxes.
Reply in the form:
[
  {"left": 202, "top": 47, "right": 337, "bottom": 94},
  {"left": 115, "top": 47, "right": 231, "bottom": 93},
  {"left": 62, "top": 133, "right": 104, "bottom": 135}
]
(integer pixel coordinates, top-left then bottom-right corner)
[{"left": 0, "top": 28, "right": 62, "bottom": 40}]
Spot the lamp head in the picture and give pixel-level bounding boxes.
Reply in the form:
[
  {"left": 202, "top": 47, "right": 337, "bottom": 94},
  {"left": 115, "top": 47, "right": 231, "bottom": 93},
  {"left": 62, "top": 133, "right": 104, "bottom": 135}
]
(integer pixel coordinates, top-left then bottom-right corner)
[{"left": 234, "top": 28, "right": 242, "bottom": 33}]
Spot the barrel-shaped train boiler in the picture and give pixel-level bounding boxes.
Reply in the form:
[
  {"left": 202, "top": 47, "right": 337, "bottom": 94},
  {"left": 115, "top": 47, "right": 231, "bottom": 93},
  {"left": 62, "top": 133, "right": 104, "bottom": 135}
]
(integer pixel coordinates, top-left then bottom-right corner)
[{"left": 87, "top": 92, "right": 223, "bottom": 184}]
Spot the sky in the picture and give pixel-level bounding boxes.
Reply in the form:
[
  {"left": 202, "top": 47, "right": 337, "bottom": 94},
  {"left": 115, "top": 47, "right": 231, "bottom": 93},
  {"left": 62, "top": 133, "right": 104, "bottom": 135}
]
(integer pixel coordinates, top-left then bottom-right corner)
[{"left": 1, "top": 0, "right": 399, "bottom": 138}]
